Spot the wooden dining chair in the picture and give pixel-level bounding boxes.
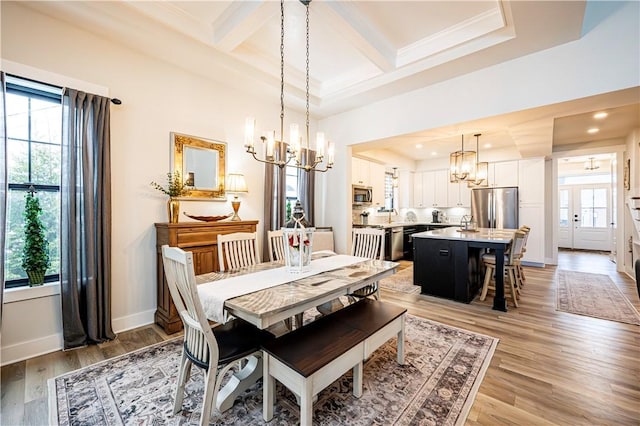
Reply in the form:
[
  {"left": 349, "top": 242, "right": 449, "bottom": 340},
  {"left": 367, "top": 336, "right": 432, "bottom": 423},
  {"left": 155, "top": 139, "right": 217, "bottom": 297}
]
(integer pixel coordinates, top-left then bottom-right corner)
[
  {"left": 161, "top": 245, "right": 272, "bottom": 425},
  {"left": 267, "top": 229, "right": 285, "bottom": 262},
  {"left": 517, "top": 225, "right": 531, "bottom": 289},
  {"left": 217, "top": 232, "right": 260, "bottom": 272},
  {"left": 349, "top": 227, "right": 385, "bottom": 300},
  {"left": 479, "top": 230, "right": 527, "bottom": 307}
]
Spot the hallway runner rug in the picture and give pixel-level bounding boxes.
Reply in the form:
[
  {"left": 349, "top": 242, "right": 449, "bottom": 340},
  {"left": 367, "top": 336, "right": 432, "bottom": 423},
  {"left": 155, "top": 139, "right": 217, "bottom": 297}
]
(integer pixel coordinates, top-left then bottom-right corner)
[
  {"left": 556, "top": 270, "right": 640, "bottom": 325},
  {"left": 49, "top": 314, "right": 498, "bottom": 425}
]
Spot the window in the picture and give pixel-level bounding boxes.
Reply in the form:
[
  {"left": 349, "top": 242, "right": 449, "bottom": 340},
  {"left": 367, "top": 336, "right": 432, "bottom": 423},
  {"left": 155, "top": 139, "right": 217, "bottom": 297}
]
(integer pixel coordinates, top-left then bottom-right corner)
[
  {"left": 580, "top": 188, "right": 608, "bottom": 228},
  {"left": 285, "top": 166, "right": 299, "bottom": 221},
  {"left": 383, "top": 172, "right": 395, "bottom": 211},
  {"left": 4, "top": 76, "right": 62, "bottom": 288},
  {"left": 559, "top": 189, "right": 569, "bottom": 227}
]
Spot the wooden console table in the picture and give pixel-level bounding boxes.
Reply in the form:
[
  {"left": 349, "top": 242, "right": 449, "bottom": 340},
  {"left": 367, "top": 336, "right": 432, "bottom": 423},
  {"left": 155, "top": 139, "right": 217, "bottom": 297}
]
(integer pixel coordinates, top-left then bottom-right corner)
[{"left": 154, "top": 220, "right": 258, "bottom": 334}]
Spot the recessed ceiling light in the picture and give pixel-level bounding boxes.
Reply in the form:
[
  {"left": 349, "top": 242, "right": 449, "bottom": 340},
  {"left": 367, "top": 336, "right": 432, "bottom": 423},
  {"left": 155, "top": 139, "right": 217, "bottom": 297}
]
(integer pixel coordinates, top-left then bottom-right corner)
[
  {"left": 431, "top": 151, "right": 437, "bottom": 156},
  {"left": 483, "top": 144, "right": 492, "bottom": 149},
  {"left": 416, "top": 144, "right": 423, "bottom": 149},
  {"left": 587, "top": 128, "right": 600, "bottom": 134},
  {"left": 593, "top": 112, "right": 608, "bottom": 119}
]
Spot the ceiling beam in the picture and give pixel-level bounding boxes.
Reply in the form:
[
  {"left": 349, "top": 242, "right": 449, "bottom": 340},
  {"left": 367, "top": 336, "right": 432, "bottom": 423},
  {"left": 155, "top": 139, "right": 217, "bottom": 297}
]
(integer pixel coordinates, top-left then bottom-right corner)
[
  {"left": 213, "top": 1, "right": 278, "bottom": 52},
  {"left": 319, "top": 1, "right": 396, "bottom": 72}
]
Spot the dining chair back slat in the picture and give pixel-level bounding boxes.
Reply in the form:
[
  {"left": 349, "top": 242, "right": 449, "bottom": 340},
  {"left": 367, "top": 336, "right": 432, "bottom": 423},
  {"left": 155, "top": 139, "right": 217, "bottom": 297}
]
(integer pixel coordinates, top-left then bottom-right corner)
[
  {"left": 267, "top": 229, "right": 286, "bottom": 262},
  {"left": 218, "top": 232, "right": 260, "bottom": 271},
  {"left": 349, "top": 228, "right": 386, "bottom": 300},
  {"left": 351, "top": 228, "right": 385, "bottom": 260}
]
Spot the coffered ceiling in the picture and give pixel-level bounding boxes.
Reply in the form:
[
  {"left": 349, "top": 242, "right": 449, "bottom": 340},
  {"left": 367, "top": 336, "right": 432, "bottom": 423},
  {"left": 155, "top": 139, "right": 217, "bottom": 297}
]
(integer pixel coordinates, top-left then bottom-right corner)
[{"left": 17, "top": 0, "right": 640, "bottom": 161}]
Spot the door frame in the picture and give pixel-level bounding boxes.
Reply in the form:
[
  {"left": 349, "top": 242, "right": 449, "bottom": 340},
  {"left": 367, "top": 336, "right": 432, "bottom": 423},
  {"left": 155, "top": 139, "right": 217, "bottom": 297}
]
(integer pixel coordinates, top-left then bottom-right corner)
[{"left": 550, "top": 146, "right": 625, "bottom": 271}]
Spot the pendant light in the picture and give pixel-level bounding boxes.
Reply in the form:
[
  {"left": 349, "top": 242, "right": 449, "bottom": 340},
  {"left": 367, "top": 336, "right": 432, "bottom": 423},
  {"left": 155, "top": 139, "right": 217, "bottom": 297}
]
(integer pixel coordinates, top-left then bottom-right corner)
[
  {"left": 449, "top": 134, "right": 477, "bottom": 183},
  {"left": 467, "top": 134, "right": 489, "bottom": 188},
  {"left": 584, "top": 157, "right": 600, "bottom": 171}
]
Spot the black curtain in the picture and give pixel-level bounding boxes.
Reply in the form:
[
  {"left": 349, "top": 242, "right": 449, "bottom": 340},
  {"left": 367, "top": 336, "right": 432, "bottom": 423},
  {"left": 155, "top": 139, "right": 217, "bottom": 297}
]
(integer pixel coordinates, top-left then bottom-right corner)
[
  {"left": 263, "top": 142, "right": 287, "bottom": 260},
  {"left": 60, "top": 88, "right": 115, "bottom": 349},
  {"left": 298, "top": 148, "right": 316, "bottom": 225}
]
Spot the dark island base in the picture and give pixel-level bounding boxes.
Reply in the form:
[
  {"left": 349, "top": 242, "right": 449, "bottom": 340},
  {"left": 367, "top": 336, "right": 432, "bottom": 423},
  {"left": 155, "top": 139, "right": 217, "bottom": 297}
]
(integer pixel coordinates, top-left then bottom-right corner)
[{"left": 413, "top": 238, "right": 483, "bottom": 303}]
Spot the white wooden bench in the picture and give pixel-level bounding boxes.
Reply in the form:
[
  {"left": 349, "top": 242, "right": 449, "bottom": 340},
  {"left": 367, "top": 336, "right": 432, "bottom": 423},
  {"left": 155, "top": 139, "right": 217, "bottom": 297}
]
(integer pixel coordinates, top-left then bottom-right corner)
[{"left": 262, "top": 299, "right": 406, "bottom": 426}]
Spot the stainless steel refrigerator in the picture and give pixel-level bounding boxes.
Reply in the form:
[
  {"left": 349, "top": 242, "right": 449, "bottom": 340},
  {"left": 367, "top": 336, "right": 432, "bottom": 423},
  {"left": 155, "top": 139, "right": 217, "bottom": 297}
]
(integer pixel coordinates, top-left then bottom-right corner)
[{"left": 471, "top": 187, "right": 519, "bottom": 229}]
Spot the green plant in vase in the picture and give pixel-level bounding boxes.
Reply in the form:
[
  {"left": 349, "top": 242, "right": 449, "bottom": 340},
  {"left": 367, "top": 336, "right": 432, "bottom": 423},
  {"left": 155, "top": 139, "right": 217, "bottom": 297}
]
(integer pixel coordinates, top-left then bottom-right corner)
[
  {"left": 21, "top": 190, "right": 51, "bottom": 286},
  {"left": 150, "top": 170, "right": 191, "bottom": 223}
]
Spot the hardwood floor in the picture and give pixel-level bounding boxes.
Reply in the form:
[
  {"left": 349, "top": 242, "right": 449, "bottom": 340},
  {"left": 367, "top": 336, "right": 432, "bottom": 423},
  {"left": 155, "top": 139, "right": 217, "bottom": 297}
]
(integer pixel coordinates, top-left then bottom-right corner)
[{"left": 2, "top": 250, "right": 639, "bottom": 425}]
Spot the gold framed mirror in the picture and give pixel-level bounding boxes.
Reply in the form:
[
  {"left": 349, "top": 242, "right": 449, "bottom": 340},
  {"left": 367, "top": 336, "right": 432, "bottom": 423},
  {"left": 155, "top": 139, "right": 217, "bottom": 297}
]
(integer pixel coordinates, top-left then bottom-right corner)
[{"left": 171, "top": 132, "right": 226, "bottom": 200}]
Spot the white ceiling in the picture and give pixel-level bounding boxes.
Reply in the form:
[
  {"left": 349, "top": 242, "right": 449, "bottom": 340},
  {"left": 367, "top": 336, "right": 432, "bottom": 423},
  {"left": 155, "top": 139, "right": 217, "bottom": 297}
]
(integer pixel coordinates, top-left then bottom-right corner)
[{"left": 19, "top": 0, "right": 640, "bottom": 162}]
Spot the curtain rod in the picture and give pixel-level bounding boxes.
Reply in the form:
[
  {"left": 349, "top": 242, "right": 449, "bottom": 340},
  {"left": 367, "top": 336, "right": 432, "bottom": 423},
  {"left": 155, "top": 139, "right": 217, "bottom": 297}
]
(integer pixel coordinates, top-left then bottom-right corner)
[{"left": 6, "top": 72, "right": 123, "bottom": 104}]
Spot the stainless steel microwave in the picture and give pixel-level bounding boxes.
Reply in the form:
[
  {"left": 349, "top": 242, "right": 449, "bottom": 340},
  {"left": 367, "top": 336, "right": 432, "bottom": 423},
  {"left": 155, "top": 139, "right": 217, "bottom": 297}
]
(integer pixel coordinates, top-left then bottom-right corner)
[{"left": 352, "top": 185, "right": 373, "bottom": 205}]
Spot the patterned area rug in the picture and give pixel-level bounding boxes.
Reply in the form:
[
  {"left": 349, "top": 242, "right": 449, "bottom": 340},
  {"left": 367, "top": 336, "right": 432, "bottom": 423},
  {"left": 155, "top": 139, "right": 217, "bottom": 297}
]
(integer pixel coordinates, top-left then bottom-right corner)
[
  {"left": 49, "top": 315, "right": 498, "bottom": 425},
  {"left": 557, "top": 270, "right": 640, "bottom": 325},
  {"left": 379, "top": 266, "right": 420, "bottom": 294}
]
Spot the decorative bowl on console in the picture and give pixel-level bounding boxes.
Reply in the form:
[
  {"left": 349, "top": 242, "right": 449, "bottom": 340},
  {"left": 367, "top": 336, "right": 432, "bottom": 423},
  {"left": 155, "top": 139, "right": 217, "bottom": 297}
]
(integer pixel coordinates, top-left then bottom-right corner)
[{"left": 183, "top": 213, "right": 232, "bottom": 222}]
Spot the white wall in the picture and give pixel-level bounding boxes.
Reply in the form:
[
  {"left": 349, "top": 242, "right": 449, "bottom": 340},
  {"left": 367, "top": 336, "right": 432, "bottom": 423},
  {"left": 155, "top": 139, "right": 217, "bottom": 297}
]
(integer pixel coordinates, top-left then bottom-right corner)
[
  {"left": 1, "top": 2, "right": 309, "bottom": 364},
  {"left": 320, "top": 1, "right": 640, "bottom": 256}
]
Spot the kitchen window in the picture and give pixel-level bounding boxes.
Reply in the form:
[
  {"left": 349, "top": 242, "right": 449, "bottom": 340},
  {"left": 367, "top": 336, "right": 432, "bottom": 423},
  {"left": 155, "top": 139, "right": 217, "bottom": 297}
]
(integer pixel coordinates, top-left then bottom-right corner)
[
  {"left": 383, "top": 171, "right": 396, "bottom": 211},
  {"left": 4, "top": 76, "right": 62, "bottom": 288}
]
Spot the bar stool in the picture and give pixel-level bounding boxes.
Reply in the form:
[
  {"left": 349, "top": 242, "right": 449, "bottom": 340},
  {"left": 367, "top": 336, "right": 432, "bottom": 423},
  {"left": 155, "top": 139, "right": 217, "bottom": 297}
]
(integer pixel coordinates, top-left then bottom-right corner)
[{"left": 480, "top": 230, "right": 527, "bottom": 307}]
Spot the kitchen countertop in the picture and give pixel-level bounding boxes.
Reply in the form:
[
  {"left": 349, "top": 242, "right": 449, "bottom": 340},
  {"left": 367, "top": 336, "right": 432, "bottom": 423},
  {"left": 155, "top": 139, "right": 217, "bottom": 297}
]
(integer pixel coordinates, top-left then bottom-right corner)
[
  {"left": 353, "top": 222, "right": 458, "bottom": 229},
  {"left": 412, "top": 227, "right": 516, "bottom": 242}
]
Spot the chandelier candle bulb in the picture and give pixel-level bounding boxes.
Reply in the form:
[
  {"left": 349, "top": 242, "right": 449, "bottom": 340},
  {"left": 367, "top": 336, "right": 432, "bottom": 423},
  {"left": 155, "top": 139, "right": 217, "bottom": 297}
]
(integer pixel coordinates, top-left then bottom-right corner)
[
  {"left": 290, "top": 123, "right": 300, "bottom": 154},
  {"left": 327, "top": 142, "right": 335, "bottom": 164},
  {"left": 316, "top": 132, "right": 325, "bottom": 158},
  {"left": 266, "top": 130, "right": 275, "bottom": 159}
]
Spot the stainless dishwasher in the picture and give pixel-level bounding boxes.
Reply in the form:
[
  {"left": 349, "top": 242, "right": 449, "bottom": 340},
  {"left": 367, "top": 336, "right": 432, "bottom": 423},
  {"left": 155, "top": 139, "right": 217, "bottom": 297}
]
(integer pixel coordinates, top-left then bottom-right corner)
[{"left": 390, "top": 227, "right": 404, "bottom": 261}]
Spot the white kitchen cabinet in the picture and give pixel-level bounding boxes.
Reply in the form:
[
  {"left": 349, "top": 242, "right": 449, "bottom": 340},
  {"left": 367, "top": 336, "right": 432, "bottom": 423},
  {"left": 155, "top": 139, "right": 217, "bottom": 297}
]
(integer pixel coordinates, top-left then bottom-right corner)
[
  {"left": 417, "top": 170, "right": 448, "bottom": 208},
  {"left": 369, "top": 162, "right": 386, "bottom": 208},
  {"left": 489, "top": 161, "right": 519, "bottom": 187},
  {"left": 398, "top": 170, "right": 414, "bottom": 208},
  {"left": 519, "top": 204, "right": 545, "bottom": 264},
  {"left": 518, "top": 158, "right": 545, "bottom": 204},
  {"left": 414, "top": 171, "right": 425, "bottom": 207},
  {"left": 352, "top": 157, "right": 370, "bottom": 186},
  {"left": 447, "top": 180, "right": 471, "bottom": 207}
]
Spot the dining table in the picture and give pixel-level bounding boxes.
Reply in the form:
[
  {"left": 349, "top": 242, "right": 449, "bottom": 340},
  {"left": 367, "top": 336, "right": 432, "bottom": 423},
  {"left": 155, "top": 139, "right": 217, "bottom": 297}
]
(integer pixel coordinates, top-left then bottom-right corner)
[{"left": 194, "top": 252, "right": 399, "bottom": 412}]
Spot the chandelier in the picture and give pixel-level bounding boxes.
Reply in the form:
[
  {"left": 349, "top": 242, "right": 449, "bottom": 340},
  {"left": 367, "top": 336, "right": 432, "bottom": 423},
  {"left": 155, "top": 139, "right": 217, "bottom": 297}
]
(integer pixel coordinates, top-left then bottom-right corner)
[
  {"left": 584, "top": 157, "right": 600, "bottom": 170},
  {"left": 244, "top": 0, "right": 334, "bottom": 173},
  {"left": 467, "top": 133, "right": 489, "bottom": 188},
  {"left": 449, "top": 134, "right": 477, "bottom": 182}
]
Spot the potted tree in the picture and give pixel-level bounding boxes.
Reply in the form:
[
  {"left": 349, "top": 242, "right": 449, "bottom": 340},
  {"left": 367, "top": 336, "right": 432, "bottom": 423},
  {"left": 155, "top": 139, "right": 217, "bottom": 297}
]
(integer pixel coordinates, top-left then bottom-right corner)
[{"left": 21, "top": 190, "right": 50, "bottom": 286}]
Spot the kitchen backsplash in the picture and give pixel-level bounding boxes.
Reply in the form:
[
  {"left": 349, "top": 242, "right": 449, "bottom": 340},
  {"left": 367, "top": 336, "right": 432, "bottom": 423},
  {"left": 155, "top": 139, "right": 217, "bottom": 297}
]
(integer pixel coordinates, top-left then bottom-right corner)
[{"left": 352, "top": 206, "right": 470, "bottom": 225}]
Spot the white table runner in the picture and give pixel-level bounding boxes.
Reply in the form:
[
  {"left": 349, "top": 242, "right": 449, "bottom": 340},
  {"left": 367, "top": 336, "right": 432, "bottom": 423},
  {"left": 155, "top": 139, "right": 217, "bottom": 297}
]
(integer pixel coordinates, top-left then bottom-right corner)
[{"left": 197, "top": 254, "right": 368, "bottom": 323}]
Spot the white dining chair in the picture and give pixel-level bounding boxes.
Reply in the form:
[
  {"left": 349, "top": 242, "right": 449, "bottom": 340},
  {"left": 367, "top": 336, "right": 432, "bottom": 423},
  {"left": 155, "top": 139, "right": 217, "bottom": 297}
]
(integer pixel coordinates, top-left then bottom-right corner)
[
  {"left": 217, "top": 232, "right": 260, "bottom": 272},
  {"left": 161, "top": 245, "right": 272, "bottom": 425},
  {"left": 349, "top": 227, "right": 385, "bottom": 300},
  {"left": 313, "top": 226, "right": 335, "bottom": 254},
  {"left": 267, "top": 229, "right": 285, "bottom": 262}
]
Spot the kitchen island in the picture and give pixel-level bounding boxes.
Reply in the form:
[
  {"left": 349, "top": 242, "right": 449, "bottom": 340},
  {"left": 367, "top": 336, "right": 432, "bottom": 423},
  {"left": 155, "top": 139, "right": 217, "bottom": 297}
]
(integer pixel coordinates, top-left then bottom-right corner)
[{"left": 412, "top": 227, "right": 515, "bottom": 311}]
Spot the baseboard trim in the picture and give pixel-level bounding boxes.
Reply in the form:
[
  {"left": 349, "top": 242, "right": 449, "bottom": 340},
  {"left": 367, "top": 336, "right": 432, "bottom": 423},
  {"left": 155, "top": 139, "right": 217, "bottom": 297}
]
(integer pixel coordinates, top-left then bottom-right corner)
[
  {"left": 521, "top": 261, "right": 545, "bottom": 268},
  {"left": 1, "top": 309, "right": 157, "bottom": 366},
  {"left": 112, "top": 309, "right": 156, "bottom": 334},
  {"left": 1, "top": 333, "right": 63, "bottom": 366}
]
